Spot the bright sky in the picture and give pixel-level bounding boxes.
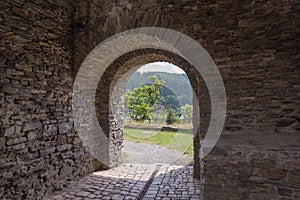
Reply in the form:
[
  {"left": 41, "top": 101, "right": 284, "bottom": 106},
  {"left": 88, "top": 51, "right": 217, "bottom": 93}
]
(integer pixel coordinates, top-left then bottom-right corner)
[{"left": 137, "top": 62, "right": 186, "bottom": 74}]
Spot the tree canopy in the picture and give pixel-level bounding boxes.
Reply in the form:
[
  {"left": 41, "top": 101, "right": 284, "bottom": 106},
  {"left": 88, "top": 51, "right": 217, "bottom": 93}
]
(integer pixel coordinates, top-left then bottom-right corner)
[
  {"left": 124, "top": 75, "right": 165, "bottom": 123},
  {"left": 125, "top": 71, "right": 193, "bottom": 105},
  {"left": 165, "top": 109, "right": 179, "bottom": 125}
]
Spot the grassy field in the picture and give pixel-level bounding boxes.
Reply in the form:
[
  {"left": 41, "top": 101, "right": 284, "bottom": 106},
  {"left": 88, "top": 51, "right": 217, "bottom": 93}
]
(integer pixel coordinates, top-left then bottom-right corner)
[{"left": 124, "top": 128, "right": 194, "bottom": 156}]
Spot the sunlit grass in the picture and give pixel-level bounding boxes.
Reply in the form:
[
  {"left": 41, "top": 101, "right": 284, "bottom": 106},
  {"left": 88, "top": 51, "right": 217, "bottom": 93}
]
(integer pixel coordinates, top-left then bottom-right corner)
[{"left": 124, "top": 128, "right": 194, "bottom": 156}]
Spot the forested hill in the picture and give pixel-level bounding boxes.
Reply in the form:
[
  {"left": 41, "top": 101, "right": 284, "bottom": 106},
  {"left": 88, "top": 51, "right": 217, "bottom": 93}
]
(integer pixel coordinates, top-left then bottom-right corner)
[{"left": 125, "top": 72, "right": 193, "bottom": 106}]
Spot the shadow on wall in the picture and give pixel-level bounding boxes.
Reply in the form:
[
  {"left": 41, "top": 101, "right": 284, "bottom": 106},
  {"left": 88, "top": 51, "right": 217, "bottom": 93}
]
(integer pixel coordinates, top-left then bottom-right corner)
[{"left": 203, "top": 130, "right": 300, "bottom": 200}]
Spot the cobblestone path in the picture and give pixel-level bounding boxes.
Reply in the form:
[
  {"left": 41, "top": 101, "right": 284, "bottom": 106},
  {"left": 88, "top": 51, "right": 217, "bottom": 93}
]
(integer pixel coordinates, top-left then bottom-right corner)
[{"left": 46, "top": 164, "right": 201, "bottom": 200}]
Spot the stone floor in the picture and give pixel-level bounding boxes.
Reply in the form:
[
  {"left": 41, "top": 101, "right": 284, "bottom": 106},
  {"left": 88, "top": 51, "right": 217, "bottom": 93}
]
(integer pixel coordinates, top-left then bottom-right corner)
[{"left": 45, "top": 163, "right": 201, "bottom": 200}]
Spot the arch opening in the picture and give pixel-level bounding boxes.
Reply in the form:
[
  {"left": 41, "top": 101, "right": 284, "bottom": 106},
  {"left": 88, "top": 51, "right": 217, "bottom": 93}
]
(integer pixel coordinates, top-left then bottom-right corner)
[
  {"left": 73, "top": 28, "right": 226, "bottom": 180},
  {"left": 122, "top": 61, "right": 194, "bottom": 165},
  {"left": 94, "top": 48, "right": 210, "bottom": 178}
]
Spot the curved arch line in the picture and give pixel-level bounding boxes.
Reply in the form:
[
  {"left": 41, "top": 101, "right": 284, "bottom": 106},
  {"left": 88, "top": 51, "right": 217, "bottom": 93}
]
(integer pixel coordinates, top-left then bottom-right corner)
[{"left": 72, "top": 27, "right": 226, "bottom": 167}]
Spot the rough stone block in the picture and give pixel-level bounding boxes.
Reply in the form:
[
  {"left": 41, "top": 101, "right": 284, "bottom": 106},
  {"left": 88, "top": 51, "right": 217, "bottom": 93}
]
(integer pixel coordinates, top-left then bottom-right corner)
[
  {"left": 56, "top": 144, "right": 71, "bottom": 152},
  {"left": 23, "top": 122, "right": 43, "bottom": 132},
  {"left": 248, "top": 176, "right": 267, "bottom": 183},
  {"left": 57, "top": 135, "right": 66, "bottom": 145},
  {"left": 0, "top": 138, "right": 5, "bottom": 148},
  {"left": 6, "top": 137, "right": 27, "bottom": 146},
  {"left": 4, "top": 126, "right": 15, "bottom": 136},
  {"left": 277, "top": 187, "right": 292, "bottom": 197},
  {"left": 27, "top": 132, "right": 37, "bottom": 140},
  {"left": 267, "top": 169, "right": 286, "bottom": 180},
  {"left": 58, "top": 122, "right": 73, "bottom": 134}
]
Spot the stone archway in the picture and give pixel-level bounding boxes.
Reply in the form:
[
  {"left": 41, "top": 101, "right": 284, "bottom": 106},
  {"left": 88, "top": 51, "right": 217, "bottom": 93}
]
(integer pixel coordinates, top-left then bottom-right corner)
[
  {"left": 73, "top": 28, "right": 226, "bottom": 179},
  {"left": 95, "top": 49, "right": 208, "bottom": 178}
]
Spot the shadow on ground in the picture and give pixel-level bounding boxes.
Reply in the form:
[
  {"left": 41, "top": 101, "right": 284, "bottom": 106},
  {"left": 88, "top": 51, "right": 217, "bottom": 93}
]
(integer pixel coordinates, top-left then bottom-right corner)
[{"left": 45, "top": 164, "right": 201, "bottom": 200}]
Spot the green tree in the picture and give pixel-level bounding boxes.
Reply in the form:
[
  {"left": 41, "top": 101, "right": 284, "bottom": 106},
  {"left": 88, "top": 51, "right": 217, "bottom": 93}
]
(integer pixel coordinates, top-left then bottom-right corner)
[
  {"left": 125, "top": 75, "right": 165, "bottom": 123},
  {"left": 125, "top": 72, "right": 193, "bottom": 105},
  {"left": 181, "top": 104, "right": 193, "bottom": 123},
  {"left": 166, "top": 109, "right": 178, "bottom": 125}
]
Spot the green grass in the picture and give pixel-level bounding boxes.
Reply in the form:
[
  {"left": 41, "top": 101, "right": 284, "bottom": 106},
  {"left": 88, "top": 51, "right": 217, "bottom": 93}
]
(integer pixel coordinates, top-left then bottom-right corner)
[{"left": 124, "top": 128, "right": 194, "bottom": 156}]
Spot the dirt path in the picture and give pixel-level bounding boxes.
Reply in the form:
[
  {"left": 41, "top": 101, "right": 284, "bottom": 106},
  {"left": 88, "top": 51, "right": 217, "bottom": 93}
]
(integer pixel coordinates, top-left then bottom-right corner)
[{"left": 122, "top": 140, "right": 193, "bottom": 165}]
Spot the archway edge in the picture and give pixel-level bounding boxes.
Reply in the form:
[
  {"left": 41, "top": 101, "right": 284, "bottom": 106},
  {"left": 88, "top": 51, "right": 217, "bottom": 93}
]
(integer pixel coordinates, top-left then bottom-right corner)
[{"left": 72, "top": 27, "right": 226, "bottom": 167}]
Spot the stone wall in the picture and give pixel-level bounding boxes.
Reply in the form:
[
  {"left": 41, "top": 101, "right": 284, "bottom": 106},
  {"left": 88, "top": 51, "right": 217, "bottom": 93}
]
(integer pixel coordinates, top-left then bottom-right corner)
[
  {"left": 203, "top": 131, "right": 300, "bottom": 199},
  {"left": 1, "top": 0, "right": 299, "bottom": 199},
  {"left": 73, "top": 0, "right": 300, "bottom": 199},
  {"left": 0, "top": 1, "right": 101, "bottom": 199},
  {"left": 73, "top": 0, "right": 299, "bottom": 134}
]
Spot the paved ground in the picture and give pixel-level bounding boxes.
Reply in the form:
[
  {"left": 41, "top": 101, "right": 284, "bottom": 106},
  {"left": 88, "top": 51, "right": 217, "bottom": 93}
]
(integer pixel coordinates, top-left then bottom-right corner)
[
  {"left": 46, "top": 163, "right": 201, "bottom": 200},
  {"left": 122, "top": 140, "right": 193, "bottom": 165},
  {"left": 143, "top": 165, "right": 200, "bottom": 200}
]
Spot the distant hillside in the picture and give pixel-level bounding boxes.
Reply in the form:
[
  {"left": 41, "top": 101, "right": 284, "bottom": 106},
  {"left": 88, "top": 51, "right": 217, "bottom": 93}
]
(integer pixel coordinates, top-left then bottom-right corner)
[{"left": 125, "top": 72, "right": 193, "bottom": 106}]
